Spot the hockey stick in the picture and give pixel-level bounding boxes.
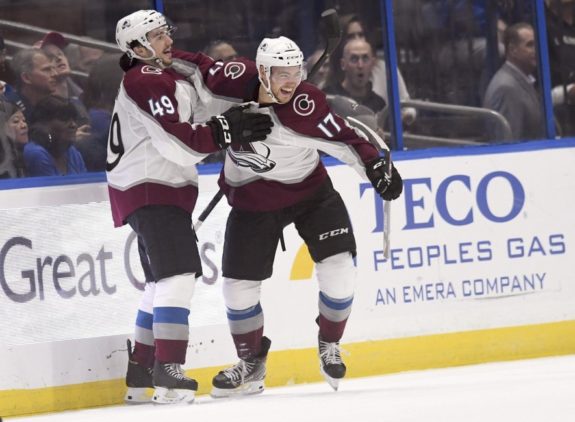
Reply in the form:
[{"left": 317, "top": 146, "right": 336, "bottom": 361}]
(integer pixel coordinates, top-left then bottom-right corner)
[
  {"left": 193, "top": 9, "right": 342, "bottom": 232},
  {"left": 307, "top": 8, "right": 342, "bottom": 80},
  {"left": 193, "top": 189, "right": 224, "bottom": 231},
  {"left": 345, "top": 116, "right": 392, "bottom": 259}
]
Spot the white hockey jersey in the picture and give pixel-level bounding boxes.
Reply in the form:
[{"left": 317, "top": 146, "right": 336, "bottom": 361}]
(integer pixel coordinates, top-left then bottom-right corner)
[
  {"left": 212, "top": 59, "right": 381, "bottom": 211},
  {"left": 106, "top": 50, "right": 246, "bottom": 226}
]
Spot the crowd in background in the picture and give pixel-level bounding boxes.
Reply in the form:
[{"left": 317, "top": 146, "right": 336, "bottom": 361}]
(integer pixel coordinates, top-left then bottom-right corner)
[{"left": 0, "top": 0, "right": 573, "bottom": 179}]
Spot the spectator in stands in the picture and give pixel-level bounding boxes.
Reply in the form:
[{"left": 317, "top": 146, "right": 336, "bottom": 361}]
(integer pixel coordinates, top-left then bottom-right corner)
[
  {"left": 78, "top": 53, "right": 122, "bottom": 171},
  {"left": 203, "top": 40, "right": 238, "bottom": 61},
  {"left": 35, "top": 32, "right": 91, "bottom": 136},
  {"left": 0, "top": 34, "right": 16, "bottom": 96},
  {"left": 545, "top": 0, "right": 575, "bottom": 135},
  {"left": 483, "top": 23, "right": 545, "bottom": 141},
  {"left": 0, "top": 99, "right": 27, "bottom": 177},
  {"left": 432, "top": 0, "right": 507, "bottom": 105},
  {"left": 24, "top": 95, "right": 87, "bottom": 176},
  {"left": 324, "top": 38, "right": 386, "bottom": 113},
  {"left": 326, "top": 14, "right": 416, "bottom": 125},
  {"left": 6, "top": 48, "right": 58, "bottom": 121}
]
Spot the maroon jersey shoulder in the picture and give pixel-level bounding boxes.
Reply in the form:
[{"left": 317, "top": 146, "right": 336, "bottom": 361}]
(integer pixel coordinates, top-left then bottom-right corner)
[{"left": 123, "top": 64, "right": 179, "bottom": 107}]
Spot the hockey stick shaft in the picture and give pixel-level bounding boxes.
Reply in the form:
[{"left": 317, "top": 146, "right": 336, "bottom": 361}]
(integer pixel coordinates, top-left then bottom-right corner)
[
  {"left": 193, "top": 189, "right": 224, "bottom": 232},
  {"left": 345, "top": 116, "right": 392, "bottom": 259},
  {"left": 193, "top": 9, "right": 342, "bottom": 231}
]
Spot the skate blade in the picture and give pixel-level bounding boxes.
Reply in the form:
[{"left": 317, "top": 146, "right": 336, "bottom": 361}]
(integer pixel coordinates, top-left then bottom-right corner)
[
  {"left": 125, "top": 387, "right": 153, "bottom": 404},
  {"left": 211, "top": 380, "right": 265, "bottom": 398},
  {"left": 320, "top": 367, "right": 341, "bottom": 391},
  {"left": 152, "top": 387, "right": 196, "bottom": 404}
]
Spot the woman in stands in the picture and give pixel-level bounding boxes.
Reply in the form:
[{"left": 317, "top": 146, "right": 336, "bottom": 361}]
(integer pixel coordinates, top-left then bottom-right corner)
[{"left": 24, "top": 95, "right": 87, "bottom": 176}]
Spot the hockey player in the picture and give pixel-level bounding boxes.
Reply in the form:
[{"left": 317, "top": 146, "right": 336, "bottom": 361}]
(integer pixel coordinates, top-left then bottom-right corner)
[
  {"left": 109, "top": 10, "right": 272, "bottom": 404},
  {"left": 207, "top": 36, "right": 403, "bottom": 396}
]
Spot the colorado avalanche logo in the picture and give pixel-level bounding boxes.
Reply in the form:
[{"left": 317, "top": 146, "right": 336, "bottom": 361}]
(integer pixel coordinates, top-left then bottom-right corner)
[
  {"left": 141, "top": 65, "right": 162, "bottom": 75},
  {"left": 228, "top": 142, "right": 276, "bottom": 173},
  {"left": 293, "top": 94, "right": 315, "bottom": 116},
  {"left": 224, "top": 62, "right": 246, "bottom": 80}
]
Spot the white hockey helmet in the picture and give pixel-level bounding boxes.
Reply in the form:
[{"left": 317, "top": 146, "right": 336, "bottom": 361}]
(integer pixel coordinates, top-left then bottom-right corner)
[
  {"left": 115, "top": 9, "right": 172, "bottom": 60},
  {"left": 256, "top": 36, "right": 304, "bottom": 102}
]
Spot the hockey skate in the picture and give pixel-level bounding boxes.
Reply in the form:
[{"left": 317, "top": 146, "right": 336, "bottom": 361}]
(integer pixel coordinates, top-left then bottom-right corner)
[
  {"left": 125, "top": 339, "right": 154, "bottom": 404},
  {"left": 318, "top": 335, "right": 346, "bottom": 391},
  {"left": 211, "top": 336, "right": 271, "bottom": 398},
  {"left": 152, "top": 361, "right": 198, "bottom": 404}
]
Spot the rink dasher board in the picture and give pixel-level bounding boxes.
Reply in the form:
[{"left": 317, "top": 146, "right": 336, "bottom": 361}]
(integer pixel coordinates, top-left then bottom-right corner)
[{"left": 1, "top": 139, "right": 575, "bottom": 416}]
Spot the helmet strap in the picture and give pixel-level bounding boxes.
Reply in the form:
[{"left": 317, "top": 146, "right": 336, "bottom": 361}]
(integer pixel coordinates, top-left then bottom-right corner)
[
  {"left": 258, "top": 66, "right": 280, "bottom": 104},
  {"left": 129, "top": 45, "right": 168, "bottom": 69}
]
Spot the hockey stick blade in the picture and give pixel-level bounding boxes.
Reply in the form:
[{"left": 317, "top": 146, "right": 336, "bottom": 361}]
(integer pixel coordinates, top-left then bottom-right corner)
[
  {"left": 346, "top": 116, "right": 392, "bottom": 259},
  {"left": 322, "top": 8, "right": 341, "bottom": 42},
  {"left": 308, "top": 8, "right": 342, "bottom": 80}
]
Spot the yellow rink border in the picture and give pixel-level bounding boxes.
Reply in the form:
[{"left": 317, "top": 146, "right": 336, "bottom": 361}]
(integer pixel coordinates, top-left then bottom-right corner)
[{"left": 3, "top": 320, "right": 575, "bottom": 417}]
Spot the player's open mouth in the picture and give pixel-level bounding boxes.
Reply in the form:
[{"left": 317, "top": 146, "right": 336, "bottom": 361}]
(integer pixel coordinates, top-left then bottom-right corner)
[{"left": 280, "top": 88, "right": 293, "bottom": 95}]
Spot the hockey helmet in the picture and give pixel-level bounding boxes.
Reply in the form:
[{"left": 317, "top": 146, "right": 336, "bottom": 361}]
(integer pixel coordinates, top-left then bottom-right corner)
[
  {"left": 115, "top": 9, "right": 173, "bottom": 60},
  {"left": 256, "top": 36, "right": 304, "bottom": 102}
]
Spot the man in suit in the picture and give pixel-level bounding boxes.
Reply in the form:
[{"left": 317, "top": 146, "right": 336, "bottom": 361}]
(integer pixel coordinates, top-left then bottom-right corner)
[{"left": 483, "top": 23, "right": 545, "bottom": 141}]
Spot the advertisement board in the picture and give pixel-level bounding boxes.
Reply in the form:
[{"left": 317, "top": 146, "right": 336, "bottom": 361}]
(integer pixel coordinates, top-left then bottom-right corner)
[{"left": 1, "top": 140, "right": 574, "bottom": 415}]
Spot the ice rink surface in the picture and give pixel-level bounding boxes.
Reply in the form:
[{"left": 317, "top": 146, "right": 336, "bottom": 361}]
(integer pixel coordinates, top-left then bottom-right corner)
[{"left": 11, "top": 355, "right": 575, "bottom": 422}]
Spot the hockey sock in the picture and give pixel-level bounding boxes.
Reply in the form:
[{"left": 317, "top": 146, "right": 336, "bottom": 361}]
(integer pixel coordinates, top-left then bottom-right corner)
[
  {"left": 153, "top": 273, "right": 196, "bottom": 364},
  {"left": 318, "top": 292, "right": 353, "bottom": 342}
]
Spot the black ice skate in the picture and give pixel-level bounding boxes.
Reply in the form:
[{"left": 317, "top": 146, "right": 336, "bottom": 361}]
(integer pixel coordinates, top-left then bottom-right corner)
[
  {"left": 318, "top": 335, "right": 346, "bottom": 391},
  {"left": 152, "top": 360, "right": 198, "bottom": 404},
  {"left": 211, "top": 336, "right": 272, "bottom": 398},
  {"left": 125, "top": 339, "right": 154, "bottom": 404}
]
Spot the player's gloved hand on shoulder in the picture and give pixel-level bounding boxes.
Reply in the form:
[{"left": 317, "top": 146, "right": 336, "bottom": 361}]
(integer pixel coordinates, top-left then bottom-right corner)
[
  {"left": 208, "top": 105, "right": 273, "bottom": 149},
  {"left": 366, "top": 157, "right": 403, "bottom": 201}
]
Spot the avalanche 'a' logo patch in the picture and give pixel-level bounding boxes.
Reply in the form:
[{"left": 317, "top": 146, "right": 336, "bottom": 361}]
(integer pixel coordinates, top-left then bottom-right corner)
[
  {"left": 293, "top": 94, "right": 315, "bottom": 116},
  {"left": 224, "top": 62, "right": 246, "bottom": 79},
  {"left": 228, "top": 142, "right": 276, "bottom": 173}
]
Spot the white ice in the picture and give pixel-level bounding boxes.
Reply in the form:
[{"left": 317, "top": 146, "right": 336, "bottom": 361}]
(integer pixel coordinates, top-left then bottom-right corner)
[{"left": 11, "top": 355, "right": 575, "bottom": 422}]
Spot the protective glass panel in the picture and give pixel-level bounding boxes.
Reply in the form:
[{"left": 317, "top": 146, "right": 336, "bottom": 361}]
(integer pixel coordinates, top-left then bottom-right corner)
[
  {"left": 544, "top": 0, "right": 575, "bottom": 137},
  {"left": 163, "top": 0, "right": 396, "bottom": 155},
  {"left": 0, "top": 0, "right": 151, "bottom": 181},
  {"left": 393, "top": 0, "right": 549, "bottom": 148}
]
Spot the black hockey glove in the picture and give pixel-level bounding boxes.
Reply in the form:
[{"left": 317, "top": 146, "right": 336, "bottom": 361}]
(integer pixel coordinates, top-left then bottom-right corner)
[
  {"left": 366, "top": 157, "right": 403, "bottom": 201},
  {"left": 207, "top": 105, "right": 273, "bottom": 149}
]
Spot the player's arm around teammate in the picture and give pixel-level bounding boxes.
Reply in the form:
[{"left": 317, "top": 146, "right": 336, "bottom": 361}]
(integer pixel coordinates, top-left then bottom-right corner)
[{"left": 108, "top": 10, "right": 272, "bottom": 405}]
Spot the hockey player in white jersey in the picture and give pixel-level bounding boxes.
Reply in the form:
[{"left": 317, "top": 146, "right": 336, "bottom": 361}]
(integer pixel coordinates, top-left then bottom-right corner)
[
  {"left": 208, "top": 36, "right": 403, "bottom": 396},
  {"left": 108, "top": 10, "right": 272, "bottom": 404}
]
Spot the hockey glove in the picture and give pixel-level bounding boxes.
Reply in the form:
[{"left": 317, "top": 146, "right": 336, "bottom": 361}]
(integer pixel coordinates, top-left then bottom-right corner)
[
  {"left": 366, "top": 157, "right": 403, "bottom": 201},
  {"left": 208, "top": 105, "right": 273, "bottom": 149}
]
